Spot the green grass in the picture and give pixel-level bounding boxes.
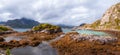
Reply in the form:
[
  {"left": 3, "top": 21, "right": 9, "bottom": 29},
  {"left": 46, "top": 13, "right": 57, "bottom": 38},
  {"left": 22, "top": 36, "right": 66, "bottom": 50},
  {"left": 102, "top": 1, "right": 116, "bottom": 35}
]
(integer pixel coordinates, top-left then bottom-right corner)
[{"left": 6, "top": 48, "right": 11, "bottom": 55}]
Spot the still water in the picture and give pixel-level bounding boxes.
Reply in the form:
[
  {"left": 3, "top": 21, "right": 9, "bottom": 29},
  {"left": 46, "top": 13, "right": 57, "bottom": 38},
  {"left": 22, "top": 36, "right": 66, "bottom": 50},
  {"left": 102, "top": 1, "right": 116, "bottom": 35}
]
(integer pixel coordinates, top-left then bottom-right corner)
[
  {"left": 11, "top": 41, "right": 57, "bottom": 55},
  {"left": 13, "top": 28, "right": 30, "bottom": 32}
]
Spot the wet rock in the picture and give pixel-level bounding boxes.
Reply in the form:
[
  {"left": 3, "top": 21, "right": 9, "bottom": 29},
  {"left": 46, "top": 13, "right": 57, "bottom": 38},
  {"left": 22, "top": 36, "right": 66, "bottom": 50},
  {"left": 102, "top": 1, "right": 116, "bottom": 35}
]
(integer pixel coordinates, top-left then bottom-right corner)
[
  {"left": 0, "top": 37, "right": 4, "bottom": 42},
  {"left": 9, "top": 40, "right": 19, "bottom": 44},
  {"left": 0, "top": 42, "right": 8, "bottom": 48},
  {"left": 0, "top": 31, "right": 17, "bottom": 36},
  {"left": 67, "top": 32, "right": 118, "bottom": 43},
  {"left": 29, "top": 41, "right": 41, "bottom": 47},
  {"left": 19, "top": 40, "right": 29, "bottom": 46}
]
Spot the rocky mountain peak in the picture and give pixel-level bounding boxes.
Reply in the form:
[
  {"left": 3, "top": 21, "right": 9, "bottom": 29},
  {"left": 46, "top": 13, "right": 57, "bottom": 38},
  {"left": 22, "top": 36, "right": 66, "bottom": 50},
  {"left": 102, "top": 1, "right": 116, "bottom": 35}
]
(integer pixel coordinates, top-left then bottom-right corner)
[
  {"left": 76, "top": 2, "right": 120, "bottom": 31},
  {"left": 100, "top": 2, "right": 120, "bottom": 25}
]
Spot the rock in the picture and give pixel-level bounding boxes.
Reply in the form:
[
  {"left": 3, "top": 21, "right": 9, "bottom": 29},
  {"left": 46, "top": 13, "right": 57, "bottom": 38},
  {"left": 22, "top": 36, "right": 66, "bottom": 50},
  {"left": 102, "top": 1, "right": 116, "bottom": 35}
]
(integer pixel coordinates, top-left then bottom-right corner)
[
  {"left": 67, "top": 32, "right": 118, "bottom": 43},
  {"left": 29, "top": 41, "right": 41, "bottom": 47},
  {"left": 9, "top": 40, "right": 19, "bottom": 44},
  {"left": 19, "top": 40, "right": 29, "bottom": 46},
  {"left": 32, "top": 23, "right": 62, "bottom": 34},
  {"left": 0, "top": 42, "right": 8, "bottom": 48},
  {"left": 0, "top": 37, "right": 4, "bottom": 42}
]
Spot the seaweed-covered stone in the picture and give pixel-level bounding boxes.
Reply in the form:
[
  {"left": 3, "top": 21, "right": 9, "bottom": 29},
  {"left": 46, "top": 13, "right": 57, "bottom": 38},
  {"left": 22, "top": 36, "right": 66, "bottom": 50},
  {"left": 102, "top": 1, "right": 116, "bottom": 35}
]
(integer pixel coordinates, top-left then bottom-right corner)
[{"left": 32, "top": 23, "right": 62, "bottom": 34}]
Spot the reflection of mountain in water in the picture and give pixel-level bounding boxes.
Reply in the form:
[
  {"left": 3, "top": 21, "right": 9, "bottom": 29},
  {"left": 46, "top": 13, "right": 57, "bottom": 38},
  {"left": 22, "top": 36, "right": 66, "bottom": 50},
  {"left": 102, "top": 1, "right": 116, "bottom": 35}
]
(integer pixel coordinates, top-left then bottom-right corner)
[{"left": 11, "top": 41, "right": 57, "bottom": 55}]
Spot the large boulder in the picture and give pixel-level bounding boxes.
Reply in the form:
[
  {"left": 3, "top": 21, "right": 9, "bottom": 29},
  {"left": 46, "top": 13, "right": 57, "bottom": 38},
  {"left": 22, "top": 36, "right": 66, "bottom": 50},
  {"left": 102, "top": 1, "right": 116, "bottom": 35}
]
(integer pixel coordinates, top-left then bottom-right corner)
[{"left": 32, "top": 23, "right": 62, "bottom": 34}]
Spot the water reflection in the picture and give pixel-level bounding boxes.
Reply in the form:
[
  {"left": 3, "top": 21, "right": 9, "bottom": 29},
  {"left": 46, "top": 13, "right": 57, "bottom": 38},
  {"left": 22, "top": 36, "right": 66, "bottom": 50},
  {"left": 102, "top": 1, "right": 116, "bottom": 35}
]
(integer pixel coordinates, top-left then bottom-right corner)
[{"left": 11, "top": 42, "right": 57, "bottom": 55}]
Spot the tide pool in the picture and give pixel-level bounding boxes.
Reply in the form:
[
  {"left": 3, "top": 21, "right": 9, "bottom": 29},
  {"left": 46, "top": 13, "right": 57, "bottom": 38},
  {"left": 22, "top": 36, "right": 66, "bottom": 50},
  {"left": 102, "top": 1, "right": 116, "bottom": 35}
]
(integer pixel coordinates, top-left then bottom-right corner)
[{"left": 76, "top": 30, "right": 109, "bottom": 36}]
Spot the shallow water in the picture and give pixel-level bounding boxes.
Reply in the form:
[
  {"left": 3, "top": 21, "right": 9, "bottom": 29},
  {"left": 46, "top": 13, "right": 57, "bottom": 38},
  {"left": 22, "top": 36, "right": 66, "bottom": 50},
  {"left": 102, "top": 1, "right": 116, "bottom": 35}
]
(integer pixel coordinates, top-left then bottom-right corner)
[
  {"left": 62, "top": 28, "right": 72, "bottom": 33},
  {"left": 13, "top": 28, "right": 30, "bottom": 32},
  {"left": 11, "top": 41, "right": 57, "bottom": 55},
  {"left": 4, "top": 36, "right": 25, "bottom": 42},
  {"left": 76, "top": 30, "right": 109, "bottom": 36}
]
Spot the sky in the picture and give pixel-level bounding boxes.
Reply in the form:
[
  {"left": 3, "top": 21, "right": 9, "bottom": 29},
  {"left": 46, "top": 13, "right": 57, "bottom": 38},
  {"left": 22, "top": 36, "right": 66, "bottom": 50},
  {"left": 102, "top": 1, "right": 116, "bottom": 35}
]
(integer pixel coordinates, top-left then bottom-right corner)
[{"left": 0, "top": 0, "right": 120, "bottom": 26}]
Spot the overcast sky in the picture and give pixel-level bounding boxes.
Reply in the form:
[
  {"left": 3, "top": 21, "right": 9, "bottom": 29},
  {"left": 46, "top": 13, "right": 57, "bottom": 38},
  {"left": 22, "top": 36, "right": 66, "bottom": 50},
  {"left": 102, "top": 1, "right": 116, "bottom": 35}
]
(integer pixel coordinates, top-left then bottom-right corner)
[{"left": 0, "top": 0, "right": 120, "bottom": 26}]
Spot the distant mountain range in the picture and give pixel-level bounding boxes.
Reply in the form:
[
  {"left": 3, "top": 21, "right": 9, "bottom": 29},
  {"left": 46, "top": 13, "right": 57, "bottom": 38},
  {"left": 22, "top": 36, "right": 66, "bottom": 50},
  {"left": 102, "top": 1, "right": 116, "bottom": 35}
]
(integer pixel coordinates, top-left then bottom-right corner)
[
  {"left": 0, "top": 22, "right": 5, "bottom": 25},
  {"left": 0, "top": 18, "right": 73, "bottom": 28},
  {"left": 0, "top": 18, "right": 40, "bottom": 28},
  {"left": 57, "top": 24, "right": 74, "bottom": 28}
]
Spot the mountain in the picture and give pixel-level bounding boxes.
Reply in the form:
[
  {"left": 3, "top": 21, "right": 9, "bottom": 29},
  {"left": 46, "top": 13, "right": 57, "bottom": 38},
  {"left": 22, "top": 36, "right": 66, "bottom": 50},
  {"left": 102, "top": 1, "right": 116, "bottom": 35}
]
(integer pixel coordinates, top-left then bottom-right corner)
[
  {"left": 4, "top": 18, "right": 40, "bottom": 28},
  {"left": 57, "top": 24, "right": 74, "bottom": 28},
  {"left": 0, "top": 22, "right": 5, "bottom": 25},
  {"left": 76, "top": 2, "right": 120, "bottom": 31}
]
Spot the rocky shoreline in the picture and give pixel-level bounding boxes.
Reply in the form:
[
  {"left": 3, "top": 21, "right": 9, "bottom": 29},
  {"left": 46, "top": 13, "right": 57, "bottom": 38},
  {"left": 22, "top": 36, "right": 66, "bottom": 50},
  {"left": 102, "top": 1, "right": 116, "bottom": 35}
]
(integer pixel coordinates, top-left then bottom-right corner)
[
  {"left": 0, "top": 24, "right": 120, "bottom": 55},
  {"left": 0, "top": 31, "right": 63, "bottom": 50},
  {"left": 51, "top": 30, "right": 120, "bottom": 55}
]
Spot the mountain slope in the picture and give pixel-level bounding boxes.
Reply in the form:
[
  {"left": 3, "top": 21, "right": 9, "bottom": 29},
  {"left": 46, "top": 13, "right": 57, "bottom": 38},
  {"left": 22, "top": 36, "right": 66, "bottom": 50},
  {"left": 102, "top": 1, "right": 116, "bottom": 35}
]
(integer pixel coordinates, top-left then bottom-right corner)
[
  {"left": 5, "top": 18, "right": 40, "bottom": 28},
  {"left": 79, "top": 2, "right": 120, "bottom": 30}
]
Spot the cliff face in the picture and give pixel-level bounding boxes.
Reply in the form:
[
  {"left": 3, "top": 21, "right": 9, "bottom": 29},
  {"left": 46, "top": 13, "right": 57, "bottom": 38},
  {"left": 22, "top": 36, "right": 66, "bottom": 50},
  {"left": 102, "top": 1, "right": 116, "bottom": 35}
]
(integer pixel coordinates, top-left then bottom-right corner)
[
  {"left": 100, "top": 3, "right": 120, "bottom": 25},
  {"left": 82, "top": 2, "right": 120, "bottom": 30}
]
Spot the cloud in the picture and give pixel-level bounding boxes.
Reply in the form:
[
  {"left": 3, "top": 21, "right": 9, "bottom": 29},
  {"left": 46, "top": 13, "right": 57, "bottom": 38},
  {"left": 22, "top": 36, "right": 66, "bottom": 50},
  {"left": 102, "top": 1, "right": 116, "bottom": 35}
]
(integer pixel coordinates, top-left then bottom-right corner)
[{"left": 0, "top": 0, "right": 120, "bottom": 26}]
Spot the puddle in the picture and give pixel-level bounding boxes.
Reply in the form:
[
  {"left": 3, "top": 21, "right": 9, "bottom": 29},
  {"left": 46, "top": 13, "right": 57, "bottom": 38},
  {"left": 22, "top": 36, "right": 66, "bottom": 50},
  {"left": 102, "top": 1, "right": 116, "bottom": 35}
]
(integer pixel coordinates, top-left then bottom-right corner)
[{"left": 11, "top": 41, "right": 57, "bottom": 55}]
